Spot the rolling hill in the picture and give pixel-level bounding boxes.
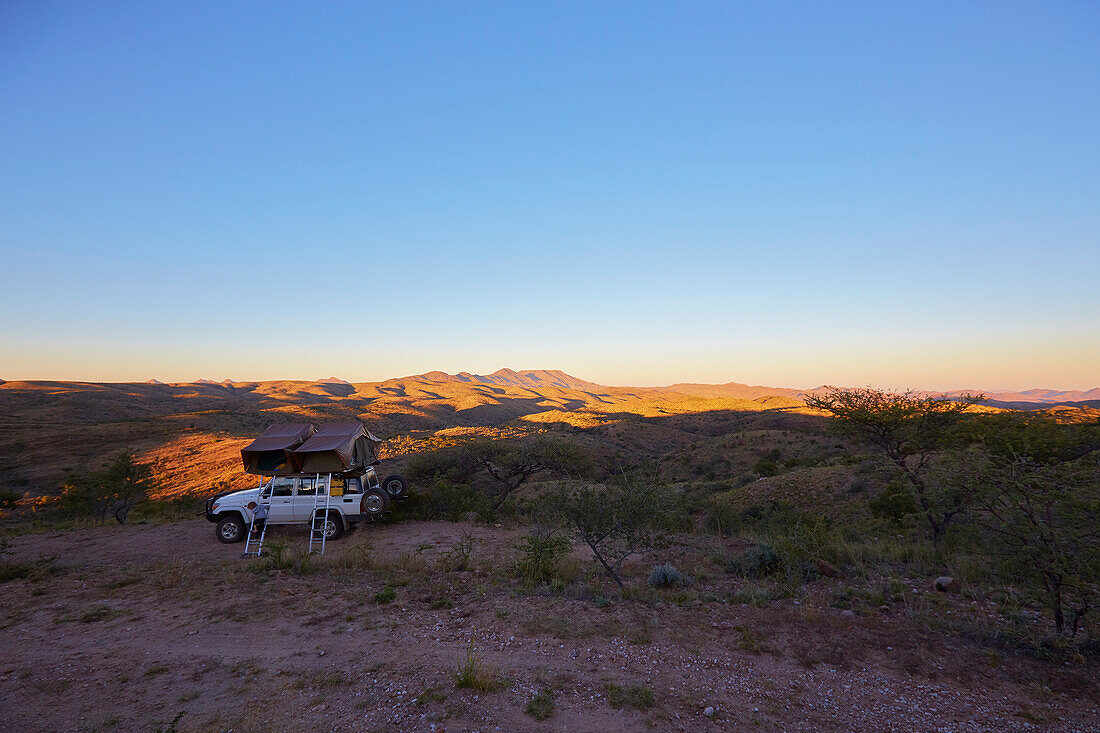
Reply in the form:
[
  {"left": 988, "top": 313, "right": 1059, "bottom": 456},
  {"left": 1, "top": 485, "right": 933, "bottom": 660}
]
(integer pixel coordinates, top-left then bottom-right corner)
[{"left": 0, "top": 370, "right": 1095, "bottom": 500}]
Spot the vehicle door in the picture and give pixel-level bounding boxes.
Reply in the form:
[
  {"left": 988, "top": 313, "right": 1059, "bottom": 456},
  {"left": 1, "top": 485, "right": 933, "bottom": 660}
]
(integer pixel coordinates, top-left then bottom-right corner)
[
  {"left": 266, "top": 476, "right": 296, "bottom": 523},
  {"left": 331, "top": 476, "right": 361, "bottom": 513},
  {"left": 292, "top": 475, "right": 328, "bottom": 521}
]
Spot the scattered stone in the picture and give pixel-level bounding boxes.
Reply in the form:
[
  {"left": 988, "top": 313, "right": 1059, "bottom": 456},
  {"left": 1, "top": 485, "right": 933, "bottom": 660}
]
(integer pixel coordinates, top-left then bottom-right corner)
[
  {"left": 933, "top": 576, "right": 955, "bottom": 593},
  {"left": 703, "top": 706, "right": 716, "bottom": 718}
]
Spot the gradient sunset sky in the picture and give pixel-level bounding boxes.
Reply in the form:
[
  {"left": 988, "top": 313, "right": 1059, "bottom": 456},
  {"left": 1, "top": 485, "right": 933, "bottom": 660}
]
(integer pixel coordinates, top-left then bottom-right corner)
[{"left": 2, "top": 2, "right": 1098, "bottom": 390}]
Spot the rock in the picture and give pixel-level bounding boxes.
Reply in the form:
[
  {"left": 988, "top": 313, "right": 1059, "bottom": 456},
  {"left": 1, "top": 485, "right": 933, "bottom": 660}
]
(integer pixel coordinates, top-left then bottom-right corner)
[
  {"left": 703, "top": 706, "right": 715, "bottom": 718},
  {"left": 933, "top": 576, "right": 955, "bottom": 592}
]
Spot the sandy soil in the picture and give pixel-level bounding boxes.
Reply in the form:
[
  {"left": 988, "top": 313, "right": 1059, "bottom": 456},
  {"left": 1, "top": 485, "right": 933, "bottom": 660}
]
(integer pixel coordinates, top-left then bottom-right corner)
[{"left": 1, "top": 520, "right": 1097, "bottom": 732}]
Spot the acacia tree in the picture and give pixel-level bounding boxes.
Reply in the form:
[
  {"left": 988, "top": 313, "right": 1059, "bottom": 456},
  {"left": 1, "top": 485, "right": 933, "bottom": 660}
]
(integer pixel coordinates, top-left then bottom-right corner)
[
  {"left": 408, "top": 436, "right": 592, "bottom": 511},
  {"left": 553, "top": 471, "right": 670, "bottom": 587},
  {"left": 59, "top": 450, "right": 156, "bottom": 524},
  {"left": 805, "top": 387, "right": 983, "bottom": 540},
  {"left": 961, "top": 413, "right": 1100, "bottom": 635}
]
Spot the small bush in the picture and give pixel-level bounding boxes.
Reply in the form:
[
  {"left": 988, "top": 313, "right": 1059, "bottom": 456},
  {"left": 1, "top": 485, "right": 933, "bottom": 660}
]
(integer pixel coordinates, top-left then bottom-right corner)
[
  {"left": 526, "top": 689, "right": 555, "bottom": 720},
  {"left": 753, "top": 458, "right": 779, "bottom": 477},
  {"left": 869, "top": 481, "right": 917, "bottom": 525},
  {"left": 374, "top": 586, "right": 396, "bottom": 604},
  {"left": 400, "top": 479, "right": 494, "bottom": 522},
  {"left": 58, "top": 451, "right": 155, "bottom": 524},
  {"left": 648, "top": 564, "right": 690, "bottom": 588},
  {"left": 513, "top": 530, "right": 571, "bottom": 586},
  {"left": 605, "top": 682, "right": 655, "bottom": 710},
  {"left": 0, "top": 489, "right": 21, "bottom": 509},
  {"left": 438, "top": 533, "right": 476, "bottom": 572},
  {"left": 734, "top": 544, "right": 782, "bottom": 578}
]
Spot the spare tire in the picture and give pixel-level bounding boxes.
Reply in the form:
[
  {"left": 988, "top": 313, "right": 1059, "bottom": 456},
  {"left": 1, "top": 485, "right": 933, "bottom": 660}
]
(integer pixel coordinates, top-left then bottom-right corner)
[
  {"left": 361, "top": 488, "right": 391, "bottom": 519},
  {"left": 382, "top": 474, "right": 407, "bottom": 499}
]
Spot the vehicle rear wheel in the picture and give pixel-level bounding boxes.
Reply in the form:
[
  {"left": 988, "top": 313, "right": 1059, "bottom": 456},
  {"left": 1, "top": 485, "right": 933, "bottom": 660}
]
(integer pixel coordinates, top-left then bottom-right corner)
[
  {"left": 382, "top": 474, "right": 407, "bottom": 499},
  {"left": 216, "top": 515, "right": 245, "bottom": 543},
  {"left": 361, "top": 488, "right": 391, "bottom": 519},
  {"left": 321, "top": 511, "right": 344, "bottom": 540}
]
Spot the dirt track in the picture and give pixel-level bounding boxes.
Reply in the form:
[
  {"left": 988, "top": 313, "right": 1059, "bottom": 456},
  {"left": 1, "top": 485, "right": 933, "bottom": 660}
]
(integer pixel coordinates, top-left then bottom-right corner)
[{"left": 1, "top": 520, "right": 1098, "bottom": 732}]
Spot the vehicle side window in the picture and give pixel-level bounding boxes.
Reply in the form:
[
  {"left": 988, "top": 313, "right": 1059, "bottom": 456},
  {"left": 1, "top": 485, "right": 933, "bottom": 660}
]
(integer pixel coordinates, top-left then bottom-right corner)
[
  {"left": 297, "top": 477, "right": 316, "bottom": 496},
  {"left": 271, "top": 477, "right": 294, "bottom": 497},
  {"left": 365, "top": 469, "right": 380, "bottom": 490},
  {"left": 344, "top": 478, "right": 362, "bottom": 494}
]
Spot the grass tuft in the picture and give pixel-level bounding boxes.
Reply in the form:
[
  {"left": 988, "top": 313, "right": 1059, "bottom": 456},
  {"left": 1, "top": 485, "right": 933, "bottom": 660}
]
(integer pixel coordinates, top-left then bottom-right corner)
[
  {"left": 526, "top": 688, "right": 555, "bottom": 720},
  {"left": 605, "top": 682, "right": 655, "bottom": 710}
]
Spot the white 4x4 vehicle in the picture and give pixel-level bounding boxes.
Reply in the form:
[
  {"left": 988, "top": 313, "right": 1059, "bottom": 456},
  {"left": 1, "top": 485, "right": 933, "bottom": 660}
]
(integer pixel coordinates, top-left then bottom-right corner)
[{"left": 205, "top": 468, "right": 407, "bottom": 543}]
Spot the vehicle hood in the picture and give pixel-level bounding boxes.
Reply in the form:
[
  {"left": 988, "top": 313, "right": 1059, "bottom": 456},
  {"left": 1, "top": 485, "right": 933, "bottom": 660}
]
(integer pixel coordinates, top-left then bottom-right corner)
[{"left": 213, "top": 488, "right": 261, "bottom": 506}]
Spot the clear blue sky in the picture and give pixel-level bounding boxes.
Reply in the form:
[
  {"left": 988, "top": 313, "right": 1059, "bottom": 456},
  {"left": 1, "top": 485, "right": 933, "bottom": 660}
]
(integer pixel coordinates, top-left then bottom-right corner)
[{"left": 2, "top": 1, "right": 1098, "bottom": 390}]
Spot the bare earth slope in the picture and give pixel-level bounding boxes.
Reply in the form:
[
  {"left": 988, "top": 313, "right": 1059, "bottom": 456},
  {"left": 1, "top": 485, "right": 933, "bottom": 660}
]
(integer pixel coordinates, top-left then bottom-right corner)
[{"left": 2, "top": 521, "right": 1098, "bottom": 732}]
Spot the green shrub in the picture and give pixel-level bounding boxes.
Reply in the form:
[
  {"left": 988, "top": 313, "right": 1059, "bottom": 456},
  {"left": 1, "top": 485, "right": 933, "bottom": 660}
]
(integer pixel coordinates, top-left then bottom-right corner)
[
  {"left": 374, "top": 585, "right": 396, "bottom": 604},
  {"left": 513, "top": 530, "right": 571, "bottom": 586},
  {"left": 400, "top": 479, "right": 494, "bottom": 522},
  {"left": 438, "top": 533, "right": 476, "bottom": 572},
  {"left": 753, "top": 458, "right": 779, "bottom": 477},
  {"left": 733, "top": 544, "right": 781, "bottom": 578},
  {"left": 648, "top": 564, "right": 690, "bottom": 588},
  {"left": 58, "top": 451, "right": 155, "bottom": 524},
  {"left": 869, "top": 481, "right": 917, "bottom": 525}
]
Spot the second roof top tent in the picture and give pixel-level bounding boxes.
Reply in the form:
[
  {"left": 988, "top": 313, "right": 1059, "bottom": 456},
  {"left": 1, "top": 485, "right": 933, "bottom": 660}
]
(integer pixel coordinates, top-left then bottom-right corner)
[{"left": 240, "top": 422, "right": 383, "bottom": 476}]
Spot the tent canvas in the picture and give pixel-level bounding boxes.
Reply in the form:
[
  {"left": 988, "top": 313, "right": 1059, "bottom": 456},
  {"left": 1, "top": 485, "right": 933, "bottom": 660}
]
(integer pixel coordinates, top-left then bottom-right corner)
[
  {"left": 240, "top": 423, "right": 315, "bottom": 475},
  {"left": 291, "top": 421, "right": 382, "bottom": 474}
]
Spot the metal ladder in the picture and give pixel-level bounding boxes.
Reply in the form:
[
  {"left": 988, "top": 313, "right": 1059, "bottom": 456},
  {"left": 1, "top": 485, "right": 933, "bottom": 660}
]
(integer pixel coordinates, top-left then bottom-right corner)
[
  {"left": 308, "top": 473, "right": 332, "bottom": 555},
  {"left": 242, "top": 485, "right": 271, "bottom": 558}
]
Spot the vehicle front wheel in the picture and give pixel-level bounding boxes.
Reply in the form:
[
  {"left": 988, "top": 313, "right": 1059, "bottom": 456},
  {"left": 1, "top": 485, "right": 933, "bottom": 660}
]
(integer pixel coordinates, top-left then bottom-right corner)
[
  {"left": 361, "top": 488, "right": 391, "bottom": 519},
  {"left": 216, "top": 515, "right": 245, "bottom": 544}
]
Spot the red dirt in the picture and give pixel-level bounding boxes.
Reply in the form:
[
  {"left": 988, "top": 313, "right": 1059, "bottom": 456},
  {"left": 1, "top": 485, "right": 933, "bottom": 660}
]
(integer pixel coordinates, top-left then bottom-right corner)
[{"left": 1, "top": 520, "right": 1097, "bottom": 732}]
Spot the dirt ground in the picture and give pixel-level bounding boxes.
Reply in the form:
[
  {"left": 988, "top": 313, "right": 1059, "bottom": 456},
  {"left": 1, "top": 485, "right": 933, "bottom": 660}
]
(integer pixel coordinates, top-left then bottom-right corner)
[{"left": 1, "top": 519, "right": 1098, "bottom": 732}]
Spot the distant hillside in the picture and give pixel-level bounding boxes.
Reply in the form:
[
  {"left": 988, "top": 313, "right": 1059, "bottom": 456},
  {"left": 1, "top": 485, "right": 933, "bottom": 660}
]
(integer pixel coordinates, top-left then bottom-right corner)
[
  {"left": 938, "top": 388, "right": 1100, "bottom": 410},
  {"left": 405, "top": 369, "right": 604, "bottom": 392},
  {"left": 660, "top": 381, "right": 806, "bottom": 400},
  {"left": 2, "top": 370, "right": 1097, "bottom": 499}
]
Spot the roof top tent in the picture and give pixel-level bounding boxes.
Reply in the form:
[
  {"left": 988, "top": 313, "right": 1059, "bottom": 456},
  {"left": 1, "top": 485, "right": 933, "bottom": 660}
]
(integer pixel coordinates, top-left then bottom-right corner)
[
  {"left": 291, "top": 421, "right": 383, "bottom": 475},
  {"left": 240, "top": 423, "right": 316, "bottom": 475}
]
